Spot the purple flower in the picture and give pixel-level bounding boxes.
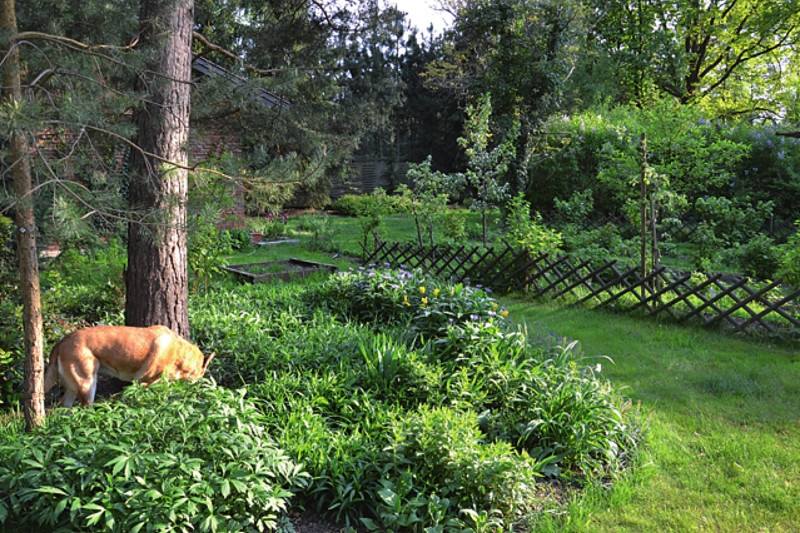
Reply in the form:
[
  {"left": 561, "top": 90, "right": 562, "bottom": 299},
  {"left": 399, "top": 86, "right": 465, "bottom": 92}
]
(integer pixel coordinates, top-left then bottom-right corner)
[{"left": 470, "top": 314, "right": 479, "bottom": 321}]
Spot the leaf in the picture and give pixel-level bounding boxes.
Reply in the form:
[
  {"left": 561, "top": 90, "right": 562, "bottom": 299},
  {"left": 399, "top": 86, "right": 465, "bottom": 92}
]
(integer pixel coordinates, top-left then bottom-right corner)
[{"left": 35, "top": 486, "right": 68, "bottom": 496}]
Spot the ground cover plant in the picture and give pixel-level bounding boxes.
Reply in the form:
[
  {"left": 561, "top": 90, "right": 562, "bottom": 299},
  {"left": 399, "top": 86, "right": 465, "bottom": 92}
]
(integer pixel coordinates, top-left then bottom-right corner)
[
  {"left": 188, "top": 269, "right": 644, "bottom": 529},
  {"left": 0, "top": 380, "right": 308, "bottom": 532}
]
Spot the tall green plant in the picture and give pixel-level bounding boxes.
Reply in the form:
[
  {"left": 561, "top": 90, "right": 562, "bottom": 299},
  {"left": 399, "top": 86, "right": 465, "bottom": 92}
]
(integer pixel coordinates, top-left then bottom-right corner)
[
  {"left": 505, "top": 193, "right": 562, "bottom": 258},
  {"left": 399, "top": 156, "right": 455, "bottom": 246},
  {"left": 457, "top": 94, "right": 520, "bottom": 245}
]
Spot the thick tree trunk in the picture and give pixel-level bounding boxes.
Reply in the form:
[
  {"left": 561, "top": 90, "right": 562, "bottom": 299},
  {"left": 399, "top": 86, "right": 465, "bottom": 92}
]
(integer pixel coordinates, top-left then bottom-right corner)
[
  {"left": 1, "top": 0, "right": 46, "bottom": 429},
  {"left": 126, "top": 0, "right": 194, "bottom": 339}
]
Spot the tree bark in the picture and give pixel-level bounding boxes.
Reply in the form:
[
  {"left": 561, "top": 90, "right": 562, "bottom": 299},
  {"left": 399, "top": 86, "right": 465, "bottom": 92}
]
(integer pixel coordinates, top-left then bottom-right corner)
[
  {"left": 126, "top": 0, "right": 194, "bottom": 339},
  {"left": 1, "top": 0, "right": 46, "bottom": 429}
]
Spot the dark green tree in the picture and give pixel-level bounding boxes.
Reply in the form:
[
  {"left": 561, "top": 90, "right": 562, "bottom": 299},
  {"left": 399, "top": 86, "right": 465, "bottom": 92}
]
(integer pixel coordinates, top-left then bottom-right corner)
[{"left": 588, "top": 0, "right": 800, "bottom": 116}]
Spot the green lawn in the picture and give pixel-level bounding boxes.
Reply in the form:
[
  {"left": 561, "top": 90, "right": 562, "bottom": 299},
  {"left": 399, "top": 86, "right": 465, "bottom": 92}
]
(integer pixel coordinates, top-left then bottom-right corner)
[{"left": 506, "top": 301, "right": 800, "bottom": 532}]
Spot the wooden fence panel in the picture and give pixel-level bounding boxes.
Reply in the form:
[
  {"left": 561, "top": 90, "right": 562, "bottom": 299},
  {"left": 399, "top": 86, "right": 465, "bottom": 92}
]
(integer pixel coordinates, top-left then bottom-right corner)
[{"left": 364, "top": 241, "right": 800, "bottom": 339}]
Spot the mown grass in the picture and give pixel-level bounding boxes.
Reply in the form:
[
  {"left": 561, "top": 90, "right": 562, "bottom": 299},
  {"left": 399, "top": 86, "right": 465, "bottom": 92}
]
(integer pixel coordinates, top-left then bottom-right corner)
[{"left": 507, "top": 300, "right": 800, "bottom": 532}]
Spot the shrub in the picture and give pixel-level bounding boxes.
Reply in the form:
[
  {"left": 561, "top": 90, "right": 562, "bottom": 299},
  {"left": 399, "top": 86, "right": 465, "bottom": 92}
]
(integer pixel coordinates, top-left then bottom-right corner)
[
  {"left": 301, "top": 214, "right": 339, "bottom": 252},
  {"left": 41, "top": 239, "right": 126, "bottom": 325},
  {"left": 332, "top": 194, "right": 376, "bottom": 217},
  {"left": 187, "top": 274, "right": 645, "bottom": 526},
  {"left": 188, "top": 206, "right": 235, "bottom": 293},
  {"left": 778, "top": 222, "right": 800, "bottom": 287},
  {"left": 379, "top": 405, "right": 541, "bottom": 529},
  {"left": 305, "top": 266, "right": 510, "bottom": 341},
  {"left": 224, "top": 228, "right": 252, "bottom": 250},
  {"left": 733, "top": 233, "right": 781, "bottom": 280},
  {"left": 0, "top": 380, "right": 308, "bottom": 532},
  {"left": 505, "top": 193, "right": 562, "bottom": 258}
]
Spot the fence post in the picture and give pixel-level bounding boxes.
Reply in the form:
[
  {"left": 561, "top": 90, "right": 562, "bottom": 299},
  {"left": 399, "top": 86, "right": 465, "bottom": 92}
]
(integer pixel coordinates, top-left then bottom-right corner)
[{"left": 640, "top": 132, "right": 648, "bottom": 302}]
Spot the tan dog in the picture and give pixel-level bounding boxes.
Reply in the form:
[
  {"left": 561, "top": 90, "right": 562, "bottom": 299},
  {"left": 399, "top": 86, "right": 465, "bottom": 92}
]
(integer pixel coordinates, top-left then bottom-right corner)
[{"left": 43, "top": 325, "right": 214, "bottom": 407}]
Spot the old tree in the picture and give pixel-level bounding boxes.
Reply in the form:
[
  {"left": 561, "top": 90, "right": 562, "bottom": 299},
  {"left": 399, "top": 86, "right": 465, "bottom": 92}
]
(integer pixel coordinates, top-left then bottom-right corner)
[
  {"left": 1, "top": 0, "right": 194, "bottom": 427},
  {"left": 125, "top": 0, "right": 194, "bottom": 338}
]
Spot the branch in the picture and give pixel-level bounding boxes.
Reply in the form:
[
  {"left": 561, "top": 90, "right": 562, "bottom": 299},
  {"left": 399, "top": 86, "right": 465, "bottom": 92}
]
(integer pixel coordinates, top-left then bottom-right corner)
[{"left": 191, "top": 31, "right": 343, "bottom": 75}]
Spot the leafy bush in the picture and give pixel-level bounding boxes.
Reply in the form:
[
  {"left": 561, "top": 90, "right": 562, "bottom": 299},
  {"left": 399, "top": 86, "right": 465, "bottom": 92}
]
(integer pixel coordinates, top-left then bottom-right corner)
[
  {"left": 779, "top": 223, "right": 800, "bottom": 287},
  {"left": 0, "top": 380, "right": 308, "bottom": 532},
  {"left": 224, "top": 228, "right": 252, "bottom": 250},
  {"left": 306, "top": 266, "right": 510, "bottom": 341},
  {"left": 732, "top": 233, "right": 781, "bottom": 280},
  {"left": 379, "top": 405, "right": 541, "bottom": 529},
  {"left": 188, "top": 273, "right": 643, "bottom": 527},
  {"left": 693, "top": 196, "right": 774, "bottom": 246},
  {"left": 505, "top": 193, "right": 562, "bottom": 258},
  {"left": 331, "top": 194, "right": 371, "bottom": 216},
  {"left": 188, "top": 206, "right": 235, "bottom": 294},
  {"left": 41, "top": 239, "right": 126, "bottom": 325},
  {"left": 301, "top": 214, "right": 339, "bottom": 252}
]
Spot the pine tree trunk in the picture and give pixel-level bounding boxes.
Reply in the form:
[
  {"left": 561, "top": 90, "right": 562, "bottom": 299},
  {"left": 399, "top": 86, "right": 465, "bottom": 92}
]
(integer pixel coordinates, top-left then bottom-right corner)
[
  {"left": 126, "top": 0, "right": 194, "bottom": 339},
  {"left": 1, "top": 0, "right": 46, "bottom": 429}
]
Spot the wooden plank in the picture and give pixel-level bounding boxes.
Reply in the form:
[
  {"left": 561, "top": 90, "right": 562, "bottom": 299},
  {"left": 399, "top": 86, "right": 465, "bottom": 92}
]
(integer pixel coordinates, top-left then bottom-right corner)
[
  {"left": 554, "top": 259, "right": 618, "bottom": 300},
  {"left": 680, "top": 277, "right": 749, "bottom": 323},
  {"left": 576, "top": 263, "right": 637, "bottom": 305},
  {"left": 735, "top": 282, "right": 800, "bottom": 329},
  {"left": 537, "top": 257, "right": 593, "bottom": 298},
  {"left": 734, "top": 286, "right": 800, "bottom": 332},
  {"left": 629, "top": 270, "right": 694, "bottom": 313},
  {"left": 647, "top": 273, "right": 721, "bottom": 317},
  {"left": 598, "top": 266, "right": 666, "bottom": 309},
  {"left": 705, "top": 279, "right": 782, "bottom": 330}
]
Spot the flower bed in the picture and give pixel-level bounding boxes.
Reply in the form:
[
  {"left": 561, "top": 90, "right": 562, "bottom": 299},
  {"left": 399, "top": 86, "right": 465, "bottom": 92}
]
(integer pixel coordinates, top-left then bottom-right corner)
[{"left": 224, "top": 258, "right": 337, "bottom": 283}]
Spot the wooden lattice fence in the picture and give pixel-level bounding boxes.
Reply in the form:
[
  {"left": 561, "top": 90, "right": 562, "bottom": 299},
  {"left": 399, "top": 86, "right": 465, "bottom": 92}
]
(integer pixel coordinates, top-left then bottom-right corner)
[{"left": 364, "top": 241, "right": 800, "bottom": 339}]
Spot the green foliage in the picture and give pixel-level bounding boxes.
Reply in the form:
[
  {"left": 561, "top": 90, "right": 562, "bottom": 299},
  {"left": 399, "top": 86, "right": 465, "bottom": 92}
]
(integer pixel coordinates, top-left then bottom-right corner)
[
  {"left": 505, "top": 193, "right": 563, "bottom": 258},
  {"left": 0, "top": 380, "right": 308, "bottom": 532},
  {"left": 354, "top": 189, "right": 396, "bottom": 256},
  {"left": 778, "top": 222, "right": 800, "bottom": 287},
  {"left": 440, "top": 210, "right": 467, "bottom": 242},
  {"left": 188, "top": 206, "right": 235, "bottom": 294},
  {"left": 301, "top": 214, "right": 339, "bottom": 253},
  {"left": 331, "top": 194, "right": 371, "bottom": 217},
  {"left": 41, "top": 239, "right": 126, "bottom": 325},
  {"left": 307, "top": 266, "right": 510, "bottom": 341},
  {"left": 457, "top": 94, "right": 520, "bottom": 245},
  {"left": 399, "top": 156, "right": 457, "bottom": 246},
  {"left": 554, "top": 189, "right": 594, "bottom": 227},
  {"left": 0, "top": 215, "right": 21, "bottom": 408},
  {"left": 561, "top": 223, "right": 627, "bottom": 260},
  {"left": 382, "top": 406, "right": 541, "bottom": 525},
  {"left": 693, "top": 196, "right": 774, "bottom": 246},
  {"left": 224, "top": 228, "right": 252, "bottom": 251},
  {"left": 588, "top": 0, "right": 800, "bottom": 112},
  {"left": 534, "top": 101, "right": 748, "bottom": 218},
  {"left": 185, "top": 272, "right": 643, "bottom": 527},
  {"left": 731, "top": 233, "right": 781, "bottom": 280}
]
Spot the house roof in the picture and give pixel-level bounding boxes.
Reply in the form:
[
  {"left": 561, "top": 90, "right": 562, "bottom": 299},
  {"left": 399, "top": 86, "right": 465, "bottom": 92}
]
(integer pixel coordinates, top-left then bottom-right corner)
[{"left": 192, "top": 56, "right": 292, "bottom": 109}]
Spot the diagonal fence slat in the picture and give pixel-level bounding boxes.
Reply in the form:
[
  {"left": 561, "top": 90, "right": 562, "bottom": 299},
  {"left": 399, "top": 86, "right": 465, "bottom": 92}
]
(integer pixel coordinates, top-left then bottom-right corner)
[{"left": 366, "top": 241, "right": 800, "bottom": 339}]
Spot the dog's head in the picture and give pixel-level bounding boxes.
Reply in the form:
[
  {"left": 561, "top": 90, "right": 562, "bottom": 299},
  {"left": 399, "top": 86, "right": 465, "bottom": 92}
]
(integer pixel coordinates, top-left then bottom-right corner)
[{"left": 170, "top": 338, "right": 215, "bottom": 381}]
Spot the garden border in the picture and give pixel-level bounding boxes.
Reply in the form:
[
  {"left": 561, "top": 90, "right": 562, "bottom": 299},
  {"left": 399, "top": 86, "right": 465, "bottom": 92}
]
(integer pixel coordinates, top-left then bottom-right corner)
[{"left": 364, "top": 241, "right": 800, "bottom": 339}]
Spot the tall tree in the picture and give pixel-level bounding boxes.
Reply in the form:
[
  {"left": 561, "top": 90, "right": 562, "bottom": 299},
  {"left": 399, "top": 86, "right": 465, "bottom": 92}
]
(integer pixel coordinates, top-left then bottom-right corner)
[
  {"left": 125, "top": 0, "right": 194, "bottom": 338},
  {"left": 1, "top": 0, "right": 45, "bottom": 429},
  {"left": 590, "top": 0, "right": 800, "bottom": 114}
]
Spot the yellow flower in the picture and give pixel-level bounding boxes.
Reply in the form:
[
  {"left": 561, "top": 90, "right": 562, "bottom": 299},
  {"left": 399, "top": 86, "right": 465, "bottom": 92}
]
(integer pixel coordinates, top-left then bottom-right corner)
[
  {"left": 419, "top": 286, "right": 426, "bottom": 295},
  {"left": 491, "top": 302, "right": 498, "bottom": 311},
  {"left": 501, "top": 310, "right": 509, "bottom": 318},
  {"left": 421, "top": 297, "right": 428, "bottom": 306},
  {"left": 433, "top": 288, "right": 441, "bottom": 298},
  {"left": 449, "top": 288, "right": 455, "bottom": 296},
  {"left": 403, "top": 295, "right": 410, "bottom": 306}
]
